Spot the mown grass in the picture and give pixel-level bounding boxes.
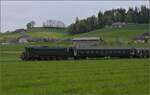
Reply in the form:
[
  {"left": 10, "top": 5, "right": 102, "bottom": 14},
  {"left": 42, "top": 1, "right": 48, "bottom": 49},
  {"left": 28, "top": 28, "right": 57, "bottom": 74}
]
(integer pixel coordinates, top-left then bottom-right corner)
[
  {"left": 0, "top": 27, "right": 68, "bottom": 41},
  {"left": 1, "top": 58, "right": 149, "bottom": 95},
  {"left": 27, "top": 31, "right": 68, "bottom": 38},
  {"left": 0, "top": 24, "right": 149, "bottom": 42},
  {"left": 0, "top": 33, "right": 21, "bottom": 41},
  {"left": 0, "top": 43, "right": 150, "bottom": 95},
  {"left": 26, "top": 27, "right": 69, "bottom": 38},
  {"left": 75, "top": 24, "right": 149, "bottom": 42}
]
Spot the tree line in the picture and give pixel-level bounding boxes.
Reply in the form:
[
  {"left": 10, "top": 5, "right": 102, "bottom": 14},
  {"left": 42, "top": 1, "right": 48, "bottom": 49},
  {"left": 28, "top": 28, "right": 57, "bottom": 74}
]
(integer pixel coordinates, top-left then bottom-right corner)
[
  {"left": 26, "top": 20, "right": 65, "bottom": 30},
  {"left": 68, "top": 5, "right": 150, "bottom": 34}
]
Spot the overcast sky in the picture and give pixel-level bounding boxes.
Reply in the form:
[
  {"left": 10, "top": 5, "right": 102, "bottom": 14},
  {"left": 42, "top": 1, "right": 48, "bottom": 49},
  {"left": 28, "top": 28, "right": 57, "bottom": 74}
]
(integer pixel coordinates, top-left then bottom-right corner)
[{"left": 1, "top": 1, "right": 149, "bottom": 32}]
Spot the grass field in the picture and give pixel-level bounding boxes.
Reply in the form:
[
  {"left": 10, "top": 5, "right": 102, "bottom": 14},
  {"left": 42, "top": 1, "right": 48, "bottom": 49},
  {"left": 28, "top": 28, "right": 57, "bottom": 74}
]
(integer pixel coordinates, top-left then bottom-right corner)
[
  {"left": 0, "top": 44, "right": 149, "bottom": 95},
  {"left": 0, "top": 24, "right": 149, "bottom": 94},
  {"left": 0, "top": 24, "right": 149, "bottom": 43},
  {"left": 75, "top": 24, "right": 149, "bottom": 42},
  {"left": 1, "top": 59, "right": 149, "bottom": 95},
  {"left": 0, "top": 27, "right": 68, "bottom": 41}
]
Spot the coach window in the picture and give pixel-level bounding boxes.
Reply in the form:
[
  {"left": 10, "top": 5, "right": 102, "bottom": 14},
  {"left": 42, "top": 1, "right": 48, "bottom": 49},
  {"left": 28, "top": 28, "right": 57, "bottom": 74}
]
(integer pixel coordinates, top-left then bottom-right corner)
[
  {"left": 122, "top": 50, "right": 124, "bottom": 54},
  {"left": 123, "top": 50, "right": 125, "bottom": 54},
  {"left": 89, "top": 51, "right": 91, "bottom": 54},
  {"left": 90, "top": 51, "right": 92, "bottom": 54},
  {"left": 102, "top": 50, "right": 104, "bottom": 54},
  {"left": 104, "top": 50, "right": 106, "bottom": 54},
  {"left": 110, "top": 50, "right": 112, "bottom": 54},
  {"left": 96, "top": 50, "right": 98, "bottom": 54},
  {"left": 91, "top": 50, "right": 93, "bottom": 54},
  {"left": 92, "top": 50, "right": 94, "bottom": 54},
  {"left": 120, "top": 50, "right": 122, "bottom": 53},
  {"left": 88, "top": 51, "right": 90, "bottom": 54},
  {"left": 119, "top": 50, "right": 121, "bottom": 53},
  {"left": 86, "top": 51, "right": 89, "bottom": 54}
]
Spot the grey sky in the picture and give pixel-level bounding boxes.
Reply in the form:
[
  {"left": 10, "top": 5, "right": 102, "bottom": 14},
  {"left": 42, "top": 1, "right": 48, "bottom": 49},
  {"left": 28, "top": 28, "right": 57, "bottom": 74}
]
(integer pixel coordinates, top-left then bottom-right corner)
[{"left": 1, "top": 1, "right": 149, "bottom": 32}]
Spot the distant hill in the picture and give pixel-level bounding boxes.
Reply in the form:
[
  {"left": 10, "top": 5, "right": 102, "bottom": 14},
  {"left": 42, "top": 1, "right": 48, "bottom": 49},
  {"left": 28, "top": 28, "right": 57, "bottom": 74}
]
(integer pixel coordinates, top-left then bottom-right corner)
[
  {"left": 0, "top": 24, "right": 149, "bottom": 43},
  {"left": 26, "top": 27, "right": 68, "bottom": 38},
  {"left": 0, "top": 27, "right": 68, "bottom": 41},
  {"left": 74, "top": 24, "right": 149, "bottom": 42}
]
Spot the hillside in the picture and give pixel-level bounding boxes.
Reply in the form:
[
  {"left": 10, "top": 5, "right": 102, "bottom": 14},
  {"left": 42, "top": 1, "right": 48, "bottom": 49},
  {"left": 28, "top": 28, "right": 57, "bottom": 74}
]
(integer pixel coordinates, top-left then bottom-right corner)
[
  {"left": 74, "top": 24, "right": 149, "bottom": 42},
  {"left": 0, "top": 27, "right": 68, "bottom": 41},
  {"left": 0, "top": 24, "right": 149, "bottom": 43},
  {"left": 26, "top": 27, "right": 68, "bottom": 38}
]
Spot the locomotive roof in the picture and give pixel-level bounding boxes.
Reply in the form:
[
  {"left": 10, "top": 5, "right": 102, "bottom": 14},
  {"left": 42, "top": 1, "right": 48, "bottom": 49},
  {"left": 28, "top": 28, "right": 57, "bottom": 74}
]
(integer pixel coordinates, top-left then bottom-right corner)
[{"left": 26, "top": 46, "right": 67, "bottom": 49}]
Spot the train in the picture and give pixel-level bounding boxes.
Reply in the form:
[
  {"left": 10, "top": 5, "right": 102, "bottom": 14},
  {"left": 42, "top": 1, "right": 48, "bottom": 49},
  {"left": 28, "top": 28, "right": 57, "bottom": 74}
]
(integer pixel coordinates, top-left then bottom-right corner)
[{"left": 20, "top": 46, "right": 150, "bottom": 60}]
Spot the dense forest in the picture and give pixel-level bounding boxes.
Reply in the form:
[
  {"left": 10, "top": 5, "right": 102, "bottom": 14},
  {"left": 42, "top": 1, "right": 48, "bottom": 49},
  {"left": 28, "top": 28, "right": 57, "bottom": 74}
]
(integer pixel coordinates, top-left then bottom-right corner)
[{"left": 68, "top": 5, "right": 150, "bottom": 34}]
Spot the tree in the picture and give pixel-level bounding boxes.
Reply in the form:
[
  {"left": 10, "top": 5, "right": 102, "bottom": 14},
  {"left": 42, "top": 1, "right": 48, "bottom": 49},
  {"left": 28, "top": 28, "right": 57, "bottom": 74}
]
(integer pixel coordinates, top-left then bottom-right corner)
[
  {"left": 138, "top": 5, "right": 150, "bottom": 23},
  {"left": 68, "top": 5, "right": 150, "bottom": 34},
  {"left": 114, "top": 8, "right": 126, "bottom": 22},
  {"left": 76, "top": 19, "right": 88, "bottom": 33},
  {"left": 125, "top": 7, "right": 136, "bottom": 23},
  {"left": 43, "top": 20, "right": 65, "bottom": 28},
  {"left": 103, "top": 10, "right": 114, "bottom": 25},
  {"left": 86, "top": 16, "right": 98, "bottom": 30},
  {"left": 68, "top": 23, "right": 76, "bottom": 34},
  {"left": 75, "top": 17, "right": 79, "bottom": 24},
  {"left": 26, "top": 21, "right": 35, "bottom": 30},
  {"left": 98, "top": 11, "right": 104, "bottom": 28},
  {"left": 68, "top": 15, "right": 99, "bottom": 34},
  {"left": 134, "top": 7, "right": 139, "bottom": 23}
]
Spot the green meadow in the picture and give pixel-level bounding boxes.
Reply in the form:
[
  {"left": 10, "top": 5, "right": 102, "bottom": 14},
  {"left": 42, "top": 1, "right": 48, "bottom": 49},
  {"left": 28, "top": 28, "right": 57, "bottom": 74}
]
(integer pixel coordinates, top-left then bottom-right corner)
[
  {"left": 0, "top": 24, "right": 149, "bottom": 42},
  {"left": 0, "top": 24, "right": 149, "bottom": 95},
  {"left": 75, "top": 24, "right": 149, "bottom": 42},
  {"left": 0, "top": 43, "right": 149, "bottom": 95}
]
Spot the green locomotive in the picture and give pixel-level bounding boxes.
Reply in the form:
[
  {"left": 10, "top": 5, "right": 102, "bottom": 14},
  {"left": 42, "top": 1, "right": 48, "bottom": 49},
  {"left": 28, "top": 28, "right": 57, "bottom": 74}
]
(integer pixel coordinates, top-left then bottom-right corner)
[{"left": 21, "top": 46, "right": 71, "bottom": 60}]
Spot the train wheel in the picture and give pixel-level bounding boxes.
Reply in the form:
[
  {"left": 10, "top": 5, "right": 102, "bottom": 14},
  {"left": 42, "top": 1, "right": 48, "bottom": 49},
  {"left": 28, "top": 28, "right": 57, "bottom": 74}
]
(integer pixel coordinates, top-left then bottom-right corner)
[
  {"left": 39, "top": 57, "right": 43, "bottom": 60},
  {"left": 74, "top": 57, "right": 78, "bottom": 60},
  {"left": 37, "top": 57, "right": 41, "bottom": 61},
  {"left": 52, "top": 57, "right": 56, "bottom": 60},
  {"left": 130, "top": 55, "right": 133, "bottom": 58},
  {"left": 49, "top": 57, "right": 52, "bottom": 60},
  {"left": 46, "top": 57, "right": 49, "bottom": 60},
  {"left": 56, "top": 56, "right": 59, "bottom": 60}
]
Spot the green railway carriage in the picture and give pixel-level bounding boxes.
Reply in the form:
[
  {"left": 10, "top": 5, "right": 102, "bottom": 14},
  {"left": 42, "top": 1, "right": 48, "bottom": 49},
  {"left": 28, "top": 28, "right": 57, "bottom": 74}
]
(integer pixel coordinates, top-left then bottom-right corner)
[
  {"left": 133, "top": 48, "right": 150, "bottom": 58},
  {"left": 75, "top": 48, "right": 133, "bottom": 59}
]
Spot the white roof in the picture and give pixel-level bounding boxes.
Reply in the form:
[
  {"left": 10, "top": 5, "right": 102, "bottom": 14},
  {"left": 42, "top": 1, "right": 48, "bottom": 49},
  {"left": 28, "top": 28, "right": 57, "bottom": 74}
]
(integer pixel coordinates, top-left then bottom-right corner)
[{"left": 72, "top": 37, "right": 100, "bottom": 41}]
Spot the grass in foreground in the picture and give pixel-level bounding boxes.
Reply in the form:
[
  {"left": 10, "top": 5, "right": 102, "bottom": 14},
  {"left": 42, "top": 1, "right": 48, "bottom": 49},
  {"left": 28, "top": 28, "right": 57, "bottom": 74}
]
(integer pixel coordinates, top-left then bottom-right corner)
[
  {"left": 0, "top": 42, "right": 149, "bottom": 95},
  {"left": 1, "top": 57, "right": 149, "bottom": 95}
]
